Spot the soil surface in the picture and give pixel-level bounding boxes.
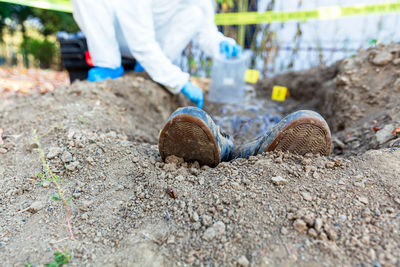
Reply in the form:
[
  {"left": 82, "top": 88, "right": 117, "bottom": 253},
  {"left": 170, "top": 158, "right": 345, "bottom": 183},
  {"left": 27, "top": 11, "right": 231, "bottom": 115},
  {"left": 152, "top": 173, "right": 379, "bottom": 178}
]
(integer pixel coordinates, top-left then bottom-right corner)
[{"left": 0, "top": 44, "right": 399, "bottom": 266}]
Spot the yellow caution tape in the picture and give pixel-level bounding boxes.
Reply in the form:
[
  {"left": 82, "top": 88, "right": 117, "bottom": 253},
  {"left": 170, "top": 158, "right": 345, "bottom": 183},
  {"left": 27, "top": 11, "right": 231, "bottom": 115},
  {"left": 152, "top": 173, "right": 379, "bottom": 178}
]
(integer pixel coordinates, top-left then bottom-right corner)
[
  {"left": 0, "top": 0, "right": 73, "bottom": 13},
  {"left": 0, "top": 0, "right": 399, "bottom": 25},
  {"left": 244, "top": 69, "right": 260, "bottom": 84},
  {"left": 271, "top": 85, "right": 289, "bottom": 102},
  {"left": 215, "top": 2, "right": 400, "bottom": 25}
]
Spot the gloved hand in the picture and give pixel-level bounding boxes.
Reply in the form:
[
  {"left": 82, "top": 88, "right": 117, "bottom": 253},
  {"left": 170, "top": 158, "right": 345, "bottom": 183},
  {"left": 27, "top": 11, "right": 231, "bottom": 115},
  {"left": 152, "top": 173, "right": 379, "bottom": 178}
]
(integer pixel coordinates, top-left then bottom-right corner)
[
  {"left": 219, "top": 41, "right": 242, "bottom": 59},
  {"left": 181, "top": 81, "right": 204, "bottom": 108}
]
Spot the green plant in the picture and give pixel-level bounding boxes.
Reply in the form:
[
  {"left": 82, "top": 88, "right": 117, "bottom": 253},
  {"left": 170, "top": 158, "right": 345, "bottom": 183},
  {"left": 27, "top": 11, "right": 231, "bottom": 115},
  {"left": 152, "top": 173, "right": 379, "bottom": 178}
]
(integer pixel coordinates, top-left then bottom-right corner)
[
  {"left": 47, "top": 251, "right": 71, "bottom": 267},
  {"left": 20, "top": 37, "right": 58, "bottom": 68}
]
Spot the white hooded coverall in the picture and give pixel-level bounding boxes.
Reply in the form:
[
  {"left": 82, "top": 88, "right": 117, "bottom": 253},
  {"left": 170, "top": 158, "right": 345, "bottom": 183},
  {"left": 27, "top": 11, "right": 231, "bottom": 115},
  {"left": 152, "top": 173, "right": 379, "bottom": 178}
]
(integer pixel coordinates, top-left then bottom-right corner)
[{"left": 71, "top": 0, "right": 235, "bottom": 94}]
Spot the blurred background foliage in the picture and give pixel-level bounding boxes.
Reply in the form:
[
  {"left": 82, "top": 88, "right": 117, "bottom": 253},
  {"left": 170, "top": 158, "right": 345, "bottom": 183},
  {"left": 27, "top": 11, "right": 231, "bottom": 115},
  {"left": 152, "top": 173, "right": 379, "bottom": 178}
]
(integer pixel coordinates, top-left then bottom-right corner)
[
  {"left": 0, "top": 2, "right": 78, "bottom": 68},
  {"left": 0, "top": 0, "right": 399, "bottom": 77}
]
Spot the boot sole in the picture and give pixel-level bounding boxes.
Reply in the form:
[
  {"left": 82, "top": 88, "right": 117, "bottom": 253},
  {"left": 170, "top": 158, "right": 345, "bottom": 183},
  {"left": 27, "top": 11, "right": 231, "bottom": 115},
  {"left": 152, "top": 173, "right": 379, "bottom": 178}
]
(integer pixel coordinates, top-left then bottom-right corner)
[
  {"left": 265, "top": 116, "right": 331, "bottom": 156},
  {"left": 158, "top": 114, "right": 220, "bottom": 167}
]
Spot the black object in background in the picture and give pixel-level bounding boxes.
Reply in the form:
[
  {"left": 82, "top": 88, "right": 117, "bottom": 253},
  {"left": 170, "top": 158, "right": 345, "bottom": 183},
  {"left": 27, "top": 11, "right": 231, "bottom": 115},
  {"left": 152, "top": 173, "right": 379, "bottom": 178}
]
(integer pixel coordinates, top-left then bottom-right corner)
[{"left": 57, "top": 32, "right": 136, "bottom": 82}]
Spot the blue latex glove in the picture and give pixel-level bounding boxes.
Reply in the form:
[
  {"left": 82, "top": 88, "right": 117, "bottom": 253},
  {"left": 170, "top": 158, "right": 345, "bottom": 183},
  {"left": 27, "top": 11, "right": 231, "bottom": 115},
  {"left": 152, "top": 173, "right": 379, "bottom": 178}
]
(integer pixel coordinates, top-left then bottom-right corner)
[
  {"left": 87, "top": 66, "right": 124, "bottom": 82},
  {"left": 134, "top": 62, "right": 145, "bottom": 72},
  {"left": 181, "top": 81, "right": 204, "bottom": 108},
  {"left": 219, "top": 41, "right": 242, "bottom": 59}
]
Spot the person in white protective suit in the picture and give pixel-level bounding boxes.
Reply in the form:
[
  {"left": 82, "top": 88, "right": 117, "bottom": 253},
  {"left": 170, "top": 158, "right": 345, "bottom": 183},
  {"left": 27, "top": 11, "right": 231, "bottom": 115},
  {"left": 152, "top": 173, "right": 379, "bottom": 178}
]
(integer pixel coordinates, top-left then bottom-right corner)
[{"left": 71, "top": 0, "right": 242, "bottom": 108}]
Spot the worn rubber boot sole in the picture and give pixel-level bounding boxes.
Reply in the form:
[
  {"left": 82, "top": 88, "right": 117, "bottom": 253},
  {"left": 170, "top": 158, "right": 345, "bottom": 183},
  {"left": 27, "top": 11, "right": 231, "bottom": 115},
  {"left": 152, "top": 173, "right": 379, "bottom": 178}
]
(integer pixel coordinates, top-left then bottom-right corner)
[
  {"left": 262, "top": 111, "right": 332, "bottom": 156},
  {"left": 158, "top": 114, "right": 220, "bottom": 167}
]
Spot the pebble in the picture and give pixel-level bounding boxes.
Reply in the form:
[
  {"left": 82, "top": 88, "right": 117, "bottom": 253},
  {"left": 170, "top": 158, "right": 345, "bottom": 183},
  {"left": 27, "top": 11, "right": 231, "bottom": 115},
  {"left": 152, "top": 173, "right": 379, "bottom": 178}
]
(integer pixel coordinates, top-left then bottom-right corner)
[
  {"left": 165, "top": 155, "right": 184, "bottom": 165},
  {"left": 303, "top": 213, "right": 315, "bottom": 226},
  {"left": 375, "top": 124, "right": 396, "bottom": 145},
  {"left": 28, "top": 201, "right": 45, "bottom": 213},
  {"left": 325, "top": 161, "right": 335, "bottom": 168},
  {"left": 61, "top": 151, "right": 73, "bottom": 163},
  {"left": 41, "top": 180, "right": 51, "bottom": 188},
  {"left": 65, "top": 161, "right": 79, "bottom": 171},
  {"left": 202, "top": 221, "right": 225, "bottom": 241},
  {"left": 358, "top": 196, "right": 369, "bottom": 205},
  {"left": 202, "top": 215, "right": 212, "bottom": 226},
  {"left": 293, "top": 219, "right": 308, "bottom": 233},
  {"left": 191, "top": 212, "right": 199, "bottom": 222},
  {"left": 47, "top": 147, "right": 62, "bottom": 159},
  {"left": 79, "top": 200, "right": 93, "bottom": 212},
  {"left": 231, "top": 182, "right": 240, "bottom": 189},
  {"left": 237, "top": 255, "right": 249, "bottom": 267},
  {"left": 308, "top": 228, "right": 318, "bottom": 238},
  {"left": 281, "top": 227, "right": 288, "bottom": 235},
  {"left": 0, "top": 148, "right": 7, "bottom": 154},
  {"left": 167, "top": 235, "right": 175, "bottom": 244},
  {"left": 371, "top": 51, "right": 393, "bottom": 66},
  {"left": 393, "top": 58, "right": 400, "bottom": 65},
  {"left": 193, "top": 222, "right": 201, "bottom": 230},
  {"left": 86, "top": 156, "right": 95, "bottom": 165},
  {"left": 324, "top": 224, "right": 338, "bottom": 241},
  {"left": 338, "top": 214, "right": 347, "bottom": 222},
  {"left": 271, "top": 176, "right": 288, "bottom": 185},
  {"left": 314, "top": 218, "right": 323, "bottom": 233},
  {"left": 300, "top": 191, "right": 312, "bottom": 201}
]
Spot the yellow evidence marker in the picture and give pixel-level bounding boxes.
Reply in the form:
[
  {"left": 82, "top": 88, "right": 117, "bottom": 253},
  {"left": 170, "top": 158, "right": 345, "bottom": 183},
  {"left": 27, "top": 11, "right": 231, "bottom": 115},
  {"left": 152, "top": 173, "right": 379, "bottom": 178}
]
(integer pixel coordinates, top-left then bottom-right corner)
[
  {"left": 244, "top": 69, "right": 260, "bottom": 84},
  {"left": 271, "top": 85, "right": 289, "bottom": 102}
]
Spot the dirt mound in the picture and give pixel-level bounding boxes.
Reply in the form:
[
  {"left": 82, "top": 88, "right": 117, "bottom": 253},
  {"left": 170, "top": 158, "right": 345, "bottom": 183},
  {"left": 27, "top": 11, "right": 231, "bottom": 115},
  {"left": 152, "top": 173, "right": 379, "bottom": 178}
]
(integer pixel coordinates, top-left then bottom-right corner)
[
  {"left": 0, "top": 47, "right": 399, "bottom": 266},
  {"left": 258, "top": 43, "right": 400, "bottom": 155}
]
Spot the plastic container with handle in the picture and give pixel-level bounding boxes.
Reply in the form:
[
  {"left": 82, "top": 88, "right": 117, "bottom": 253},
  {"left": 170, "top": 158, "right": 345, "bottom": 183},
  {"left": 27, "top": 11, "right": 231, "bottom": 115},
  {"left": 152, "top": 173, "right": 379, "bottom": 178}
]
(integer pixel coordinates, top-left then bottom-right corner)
[{"left": 208, "top": 51, "right": 251, "bottom": 105}]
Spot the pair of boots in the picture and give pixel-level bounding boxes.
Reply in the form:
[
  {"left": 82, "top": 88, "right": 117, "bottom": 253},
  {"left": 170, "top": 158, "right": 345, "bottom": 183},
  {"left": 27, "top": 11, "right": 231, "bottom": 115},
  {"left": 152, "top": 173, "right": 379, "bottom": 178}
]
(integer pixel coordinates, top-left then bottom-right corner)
[{"left": 158, "top": 107, "right": 332, "bottom": 167}]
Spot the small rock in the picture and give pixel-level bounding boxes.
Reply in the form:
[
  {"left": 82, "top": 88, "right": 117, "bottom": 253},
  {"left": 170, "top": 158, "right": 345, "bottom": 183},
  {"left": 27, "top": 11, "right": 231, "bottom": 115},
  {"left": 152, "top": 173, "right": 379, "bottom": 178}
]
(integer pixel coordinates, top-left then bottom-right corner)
[
  {"left": 61, "top": 151, "right": 73, "bottom": 163},
  {"left": 165, "top": 155, "right": 184, "bottom": 165},
  {"left": 312, "top": 171, "right": 320, "bottom": 179},
  {"left": 0, "top": 148, "right": 7, "bottom": 154},
  {"left": 338, "top": 214, "right": 347, "bottom": 222},
  {"left": 362, "top": 208, "right": 372, "bottom": 218},
  {"left": 325, "top": 161, "right": 335, "bottom": 168},
  {"left": 202, "top": 221, "right": 225, "bottom": 241},
  {"left": 28, "top": 201, "right": 45, "bottom": 213},
  {"left": 213, "top": 221, "right": 226, "bottom": 236},
  {"left": 191, "top": 212, "right": 199, "bottom": 222},
  {"left": 79, "top": 200, "right": 93, "bottom": 212},
  {"left": 358, "top": 196, "right": 369, "bottom": 205},
  {"left": 293, "top": 219, "right": 308, "bottom": 233},
  {"left": 237, "top": 255, "right": 249, "bottom": 267},
  {"left": 324, "top": 224, "right": 338, "bottom": 241},
  {"left": 303, "top": 213, "right": 315, "bottom": 226},
  {"left": 231, "top": 182, "right": 240, "bottom": 189},
  {"left": 65, "top": 161, "right": 79, "bottom": 171},
  {"left": 202, "top": 227, "right": 216, "bottom": 241},
  {"left": 314, "top": 218, "right": 323, "bottom": 233},
  {"left": 393, "top": 58, "right": 400, "bottom": 65},
  {"left": 166, "top": 235, "right": 175, "bottom": 244},
  {"left": 319, "top": 232, "right": 328, "bottom": 240},
  {"left": 371, "top": 51, "right": 393, "bottom": 66},
  {"left": 281, "top": 227, "right": 289, "bottom": 235},
  {"left": 192, "top": 222, "right": 201, "bottom": 230},
  {"left": 375, "top": 124, "right": 396, "bottom": 145},
  {"left": 47, "top": 147, "right": 62, "bottom": 159},
  {"left": 308, "top": 228, "right": 318, "bottom": 238},
  {"left": 271, "top": 176, "right": 288, "bottom": 185},
  {"left": 86, "top": 156, "right": 95, "bottom": 165},
  {"left": 41, "top": 180, "right": 51, "bottom": 188},
  {"left": 202, "top": 214, "right": 212, "bottom": 226},
  {"left": 300, "top": 191, "right": 312, "bottom": 201}
]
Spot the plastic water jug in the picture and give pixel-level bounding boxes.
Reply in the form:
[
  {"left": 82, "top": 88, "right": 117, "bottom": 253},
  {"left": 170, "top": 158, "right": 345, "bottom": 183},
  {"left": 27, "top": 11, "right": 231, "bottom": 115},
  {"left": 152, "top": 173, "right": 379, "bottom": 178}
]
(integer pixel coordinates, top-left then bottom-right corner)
[{"left": 208, "top": 51, "right": 251, "bottom": 104}]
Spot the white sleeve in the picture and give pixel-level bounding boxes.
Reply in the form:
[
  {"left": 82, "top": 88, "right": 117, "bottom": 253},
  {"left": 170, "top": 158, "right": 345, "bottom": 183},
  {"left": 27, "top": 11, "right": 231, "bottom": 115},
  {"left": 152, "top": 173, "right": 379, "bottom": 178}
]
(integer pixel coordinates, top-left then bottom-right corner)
[
  {"left": 115, "top": 1, "right": 189, "bottom": 94},
  {"left": 195, "top": 0, "right": 237, "bottom": 58}
]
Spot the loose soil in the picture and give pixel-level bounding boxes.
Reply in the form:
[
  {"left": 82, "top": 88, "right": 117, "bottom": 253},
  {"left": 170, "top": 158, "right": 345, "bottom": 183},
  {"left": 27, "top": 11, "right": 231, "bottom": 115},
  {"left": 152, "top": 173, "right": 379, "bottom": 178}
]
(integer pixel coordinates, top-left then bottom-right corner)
[{"left": 0, "top": 44, "right": 399, "bottom": 266}]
